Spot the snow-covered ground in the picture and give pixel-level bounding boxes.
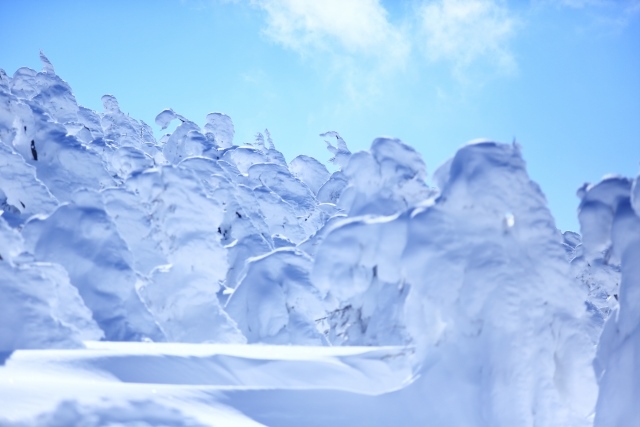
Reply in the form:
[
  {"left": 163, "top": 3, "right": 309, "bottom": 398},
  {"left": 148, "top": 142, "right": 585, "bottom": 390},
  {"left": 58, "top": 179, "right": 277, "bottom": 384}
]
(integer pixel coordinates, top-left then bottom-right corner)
[
  {"left": 0, "top": 54, "right": 637, "bottom": 426},
  {"left": 0, "top": 341, "right": 413, "bottom": 426}
]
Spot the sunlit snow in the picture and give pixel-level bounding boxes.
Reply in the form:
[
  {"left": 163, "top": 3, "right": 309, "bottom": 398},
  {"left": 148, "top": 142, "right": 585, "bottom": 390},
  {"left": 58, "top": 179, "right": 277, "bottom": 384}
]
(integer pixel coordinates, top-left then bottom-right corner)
[{"left": 0, "top": 54, "right": 637, "bottom": 426}]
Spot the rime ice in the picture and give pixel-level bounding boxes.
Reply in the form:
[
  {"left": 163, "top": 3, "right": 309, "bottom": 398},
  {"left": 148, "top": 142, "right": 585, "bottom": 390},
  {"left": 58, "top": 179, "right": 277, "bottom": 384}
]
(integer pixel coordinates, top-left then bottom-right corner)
[{"left": 0, "top": 54, "right": 637, "bottom": 427}]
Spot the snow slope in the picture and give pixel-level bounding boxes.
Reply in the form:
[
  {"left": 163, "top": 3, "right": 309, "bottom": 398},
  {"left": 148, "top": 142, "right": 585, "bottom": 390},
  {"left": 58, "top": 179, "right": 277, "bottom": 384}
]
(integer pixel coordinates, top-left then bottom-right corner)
[{"left": 0, "top": 54, "right": 637, "bottom": 426}]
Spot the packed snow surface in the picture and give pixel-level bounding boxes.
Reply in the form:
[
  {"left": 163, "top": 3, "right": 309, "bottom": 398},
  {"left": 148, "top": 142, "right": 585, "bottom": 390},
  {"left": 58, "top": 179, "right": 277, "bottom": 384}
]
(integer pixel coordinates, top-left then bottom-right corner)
[
  {"left": 0, "top": 54, "right": 637, "bottom": 426},
  {"left": 0, "top": 341, "right": 413, "bottom": 426}
]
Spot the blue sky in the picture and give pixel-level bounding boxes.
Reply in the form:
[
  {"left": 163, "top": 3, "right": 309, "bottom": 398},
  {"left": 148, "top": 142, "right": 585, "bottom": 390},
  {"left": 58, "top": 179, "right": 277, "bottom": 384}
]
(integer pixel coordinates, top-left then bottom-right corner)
[{"left": 1, "top": 0, "right": 639, "bottom": 231}]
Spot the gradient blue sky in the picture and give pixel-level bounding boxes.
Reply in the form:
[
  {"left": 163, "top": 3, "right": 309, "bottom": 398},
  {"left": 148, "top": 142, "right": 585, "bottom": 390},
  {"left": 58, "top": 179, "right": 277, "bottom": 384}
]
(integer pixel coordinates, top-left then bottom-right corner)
[{"left": 2, "top": 0, "right": 639, "bottom": 231}]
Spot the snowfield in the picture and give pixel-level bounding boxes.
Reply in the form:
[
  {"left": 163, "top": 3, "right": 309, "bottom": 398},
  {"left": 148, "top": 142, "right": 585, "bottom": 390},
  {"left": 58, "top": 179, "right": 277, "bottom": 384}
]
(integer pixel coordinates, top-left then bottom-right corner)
[{"left": 0, "top": 54, "right": 637, "bottom": 426}]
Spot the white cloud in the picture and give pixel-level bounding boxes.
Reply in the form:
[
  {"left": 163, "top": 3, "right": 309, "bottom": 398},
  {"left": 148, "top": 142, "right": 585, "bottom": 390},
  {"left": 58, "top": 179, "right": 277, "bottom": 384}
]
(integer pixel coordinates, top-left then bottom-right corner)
[
  {"left": 251, "top": 0, "right": 409, "bottom": 63},
  {"left": 418, "top": 0, "right": 518, "bottom": 76},
  {"left": 249, "top": 0, "right": 522, "bottom": 82},
  {"left": 244, "top": 0, "right": 526, "bottom": 98},
  {"left": 247, "top": 0, "right": 412, "bottom": 107}
]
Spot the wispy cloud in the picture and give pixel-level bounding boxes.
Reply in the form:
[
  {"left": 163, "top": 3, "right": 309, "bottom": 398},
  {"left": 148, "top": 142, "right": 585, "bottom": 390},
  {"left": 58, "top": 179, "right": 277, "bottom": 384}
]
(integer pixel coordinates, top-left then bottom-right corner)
[
  {"left": 237, "top": 0, "right": 635, "bottom": 92},
  {"left": 246, "top": 0, "right": 411, "bottom": 108},
  {"left": 536, "top": 0, "right": 640, "bottom": 31},
  {"left": 248, "top": 0, "right": 522, "bottom": 100},
  {"left": 251, "top": 0, "right": 409, "bottom": 64},
  {"left": 417, "top": 0, "right": 518, "bottom": 77}
]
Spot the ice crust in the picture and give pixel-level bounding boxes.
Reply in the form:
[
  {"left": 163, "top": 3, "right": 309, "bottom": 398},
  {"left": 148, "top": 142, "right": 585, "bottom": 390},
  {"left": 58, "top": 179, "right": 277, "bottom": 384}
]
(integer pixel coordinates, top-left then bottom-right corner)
[{"left": 0, "top": 55, "right": 637, "bottom": 426}]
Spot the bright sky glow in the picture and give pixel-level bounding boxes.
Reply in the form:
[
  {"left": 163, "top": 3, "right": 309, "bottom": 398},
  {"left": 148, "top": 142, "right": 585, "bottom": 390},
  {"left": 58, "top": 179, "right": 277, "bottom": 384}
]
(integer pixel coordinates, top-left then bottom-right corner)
[{"left": 1, "top": 0, "right": 639, "bottom": 231}]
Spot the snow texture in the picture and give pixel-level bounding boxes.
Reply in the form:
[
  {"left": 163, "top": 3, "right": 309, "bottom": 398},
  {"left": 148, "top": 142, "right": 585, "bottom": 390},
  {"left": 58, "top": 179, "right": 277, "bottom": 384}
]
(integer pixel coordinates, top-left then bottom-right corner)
[
  {"left": 289, "top": 154, "right": 330, "bottom": 195},
  {"left": 0, "top": 216, "right": 102, "bottom": 363},
  {"left": 578, "top": 176, "right": 640, "bottom": 427},
  {"left": 21, "top": 193, "right": 162, "bottom": 342},
  {"left": 0, "top": 54, "right": 637, "bottom": 426}
]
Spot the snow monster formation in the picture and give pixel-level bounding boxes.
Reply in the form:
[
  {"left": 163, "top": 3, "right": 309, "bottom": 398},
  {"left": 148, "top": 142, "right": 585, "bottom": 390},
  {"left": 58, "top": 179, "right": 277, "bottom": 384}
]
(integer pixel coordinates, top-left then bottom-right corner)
[{"left": 0, "top": 54, "right": 637, "bottom": 426}]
